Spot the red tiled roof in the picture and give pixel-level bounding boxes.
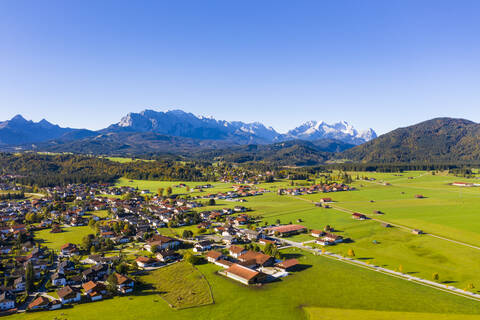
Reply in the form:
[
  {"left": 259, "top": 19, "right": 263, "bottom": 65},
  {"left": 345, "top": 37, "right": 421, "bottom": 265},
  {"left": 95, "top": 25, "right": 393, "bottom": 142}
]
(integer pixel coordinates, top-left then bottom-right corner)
[{"left": 225, "top": 263, "right": 259, "bottom": 281}]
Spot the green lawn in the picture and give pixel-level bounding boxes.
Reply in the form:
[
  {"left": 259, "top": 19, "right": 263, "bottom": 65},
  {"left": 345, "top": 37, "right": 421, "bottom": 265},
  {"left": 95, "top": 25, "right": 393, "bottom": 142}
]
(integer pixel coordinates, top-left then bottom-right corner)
[
  {"left": 141, "top": 262, "right": 213, "bottom": 309},
  {"left": 114, "top": 177, "right": 234, "bottom": 195},
  {"left": 306, "top": 307, "right": 480, "bottom": 320},
  {"left": 35, "top": 226, "right": 94, "bottom": 250},
  {"left": 11, "top": 249, "right": 480, "bottom": 320}
]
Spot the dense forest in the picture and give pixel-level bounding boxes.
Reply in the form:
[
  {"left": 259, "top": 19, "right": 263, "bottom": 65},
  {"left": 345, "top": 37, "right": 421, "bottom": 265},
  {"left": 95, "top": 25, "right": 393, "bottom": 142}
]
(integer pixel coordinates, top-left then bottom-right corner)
[
  {"left": 0, "top": 153, "right": 215, "bottom": 187},
  {"left": 1, "top": 153, "right": 478, "bottom": 188}
]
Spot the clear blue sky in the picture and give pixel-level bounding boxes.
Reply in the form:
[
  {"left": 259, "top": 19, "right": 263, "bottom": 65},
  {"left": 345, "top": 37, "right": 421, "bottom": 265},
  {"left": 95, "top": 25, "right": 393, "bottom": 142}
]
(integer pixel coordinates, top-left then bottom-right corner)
[{"left": 1, "top": 0, "right": 479, "bottom": 134}]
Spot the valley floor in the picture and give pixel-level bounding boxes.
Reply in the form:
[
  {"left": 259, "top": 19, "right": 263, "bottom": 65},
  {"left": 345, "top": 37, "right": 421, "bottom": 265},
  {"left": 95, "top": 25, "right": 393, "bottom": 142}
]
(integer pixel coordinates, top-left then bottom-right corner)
[{"left": 16, "top": 171, "right": 480, "bottom": 320}]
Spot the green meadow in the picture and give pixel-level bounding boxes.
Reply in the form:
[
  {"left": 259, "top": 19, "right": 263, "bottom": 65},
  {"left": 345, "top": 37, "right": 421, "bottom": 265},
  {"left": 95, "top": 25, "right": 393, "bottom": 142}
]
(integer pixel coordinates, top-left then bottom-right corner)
[
  {"left": 34, "top": 226, "right": 94, "bottom": 250},
  {"left": 23, "top": 173, "right": 480, "bottom": 319},
  {"left": 12, "top": 249, "right": 480, "bottom": 320},
  {"left": 141, "top": 262, "right": 213, "bottom": 309}
]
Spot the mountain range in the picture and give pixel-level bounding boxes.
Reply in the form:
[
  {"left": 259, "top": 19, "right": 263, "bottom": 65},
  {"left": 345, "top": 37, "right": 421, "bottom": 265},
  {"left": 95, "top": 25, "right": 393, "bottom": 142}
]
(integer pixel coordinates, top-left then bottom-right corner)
[
  {"left": 3, "top": 110, "right": 479, "bottom": 165},
  {"left": 340, "top": 117, "right": 480, "bottom": 163},
  {"left": 0, "top": 109, "right": 375, "bottom": 152}
]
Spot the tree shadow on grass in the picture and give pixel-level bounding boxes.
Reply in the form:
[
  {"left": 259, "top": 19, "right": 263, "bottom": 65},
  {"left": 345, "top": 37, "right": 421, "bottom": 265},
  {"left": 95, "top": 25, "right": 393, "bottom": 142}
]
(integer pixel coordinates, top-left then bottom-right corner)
[
  {"left": 406, "top": 271, "right": 419, "bottom": 275},
  {"left": 281, "top": 253, "right": 303, "bottom": 259},
  {"left": 357, "top": 257, "right": 374, "bottom": 260},
  {"left": 291, "top": 264, "right": 312, "bottom": 272},
  {"left": 442, "top": 280, "right": 457, "bottom": 284}
]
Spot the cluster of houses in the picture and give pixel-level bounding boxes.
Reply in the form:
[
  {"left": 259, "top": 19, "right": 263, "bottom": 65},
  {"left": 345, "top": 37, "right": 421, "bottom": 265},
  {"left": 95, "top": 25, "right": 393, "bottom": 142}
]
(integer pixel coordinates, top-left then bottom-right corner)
[
  {"left": 278, "top": 182, "right": 354, "bottom": 196},
  {"left": 205, "top": 245, "right": 299, "bottom": 285},
  {"left": 193, "top": 185, "right": 268, "bottom": 202},
  {"left": 0, "top": 182, "right": 22, "bottom": 192},
  {"left": 28, "top": 270, "right": 134, "bottom": 312}
]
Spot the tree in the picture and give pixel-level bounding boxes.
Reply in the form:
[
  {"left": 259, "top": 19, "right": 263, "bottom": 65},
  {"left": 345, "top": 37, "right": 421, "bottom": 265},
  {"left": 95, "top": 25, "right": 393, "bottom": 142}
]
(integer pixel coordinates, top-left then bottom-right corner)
[
  {"left": 166, "top": 187, "right": 173, "bottom": 196},
  {"left": 25, "top": 262, "right": 34, "bottom": 293},
  {"left": 184, "top": 252, "right": 201, "bottom": 265},
  {"left": 88, "top": 218, "right": 96, "bottom": 229},
  {"left": 275, "top": 219, "right": 281, "bottom": 225},
  {"left": 264, "top": 243, "right": 274, "bottom": 255},
  {"left": 107, "top": 273, "right": 118, "bottom": 295},
  {"left": 347, "top": 249, "right": 355, "bottom": 257},
  {"left": 182, "top": 230, "right": 194, "bottom": 239},
  {"left": 398, "top": 265, "right": 404, "bottom": 273},
  {"left": 432, "top": 272, "right": 439, "bottom": 282},
  {"left": 157, "top": 188, "right": 164, "bottom": 197},
  {"left": 208, "top": 199, "right": 216, "bottom": 206},
  {"left": 115, "top": 263, "right": 128, "bottom": 274}
]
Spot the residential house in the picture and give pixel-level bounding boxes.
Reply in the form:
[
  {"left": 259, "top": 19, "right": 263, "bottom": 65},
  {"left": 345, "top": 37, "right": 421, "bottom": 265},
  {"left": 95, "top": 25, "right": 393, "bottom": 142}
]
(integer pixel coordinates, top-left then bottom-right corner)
[
  {"left": 114, "top": 273, "right": 134, "bottom": 294},
  {"left": 229, "top": 245, "right": 246, "bottom": 258},
  {"left": 57, "top": 286, "right": 81, "bottom": 304},
  {"left": 223, "top": 263, "right": 266, "bottom": 285}
]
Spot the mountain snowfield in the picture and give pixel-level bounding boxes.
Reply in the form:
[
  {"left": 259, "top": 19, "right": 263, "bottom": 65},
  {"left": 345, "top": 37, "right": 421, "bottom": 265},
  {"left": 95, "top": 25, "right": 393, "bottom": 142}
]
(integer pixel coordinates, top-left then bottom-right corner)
[
  {"left": 284, "top": 120, "right": 377, "bottom": 145},
  {"left": 0, "top": 109, "right": 377, "bottom": 147},
  {"left": 112, "top": 109, "right": 376, "bottom": 145}
]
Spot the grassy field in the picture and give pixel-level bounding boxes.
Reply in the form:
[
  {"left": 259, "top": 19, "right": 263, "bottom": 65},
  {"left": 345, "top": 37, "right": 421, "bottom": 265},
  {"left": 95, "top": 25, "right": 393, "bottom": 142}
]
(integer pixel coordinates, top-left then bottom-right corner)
[
  {"left": 114, "top": 177, "right": 234, "bottom": 195},
  {"left": 105, "top": 157, "right": 154, "bottom": 163},
  {"left": 11, "top": 249, "right": 480, "bottom": 320},
  {"left": 35, "top": 226, "right": 94, "bottom": 250},
  {"left": 19, "top": 173, "right": 480, "bottom": 319},
  {"left": 305, "top": 307, "right": 480, "bottom": 320},
  {"left": 115, "top": 175, "right": 480, "bottom": 290},
  {"left": 141, "top": 262, "right": 213, "bottom": 309}
]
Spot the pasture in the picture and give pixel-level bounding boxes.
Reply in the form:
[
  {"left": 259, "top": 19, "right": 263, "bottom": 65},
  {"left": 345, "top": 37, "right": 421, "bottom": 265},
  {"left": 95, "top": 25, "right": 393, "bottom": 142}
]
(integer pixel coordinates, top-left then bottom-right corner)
[
  {"left": 34, "top": 226, "right": 94, "bottom": 250},
  {"left": 11, "top": 249, "right": 480, "bottom": 320}
]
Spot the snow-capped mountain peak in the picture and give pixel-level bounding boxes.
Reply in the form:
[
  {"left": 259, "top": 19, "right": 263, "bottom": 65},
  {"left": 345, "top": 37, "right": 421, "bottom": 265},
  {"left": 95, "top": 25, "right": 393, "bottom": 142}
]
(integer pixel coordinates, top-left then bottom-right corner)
[{"left": 285, "top": 120, "right": 376, "bottom": 144}]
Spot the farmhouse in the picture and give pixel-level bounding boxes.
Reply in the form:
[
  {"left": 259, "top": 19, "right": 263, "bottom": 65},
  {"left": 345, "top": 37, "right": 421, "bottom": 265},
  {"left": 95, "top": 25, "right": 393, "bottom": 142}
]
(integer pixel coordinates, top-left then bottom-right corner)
[
  {"left": 316, "top": 232, "right": 343, "bottom": 246},
  {"left": 193, "top": 240, "right": 213, "bottom": 252},
  {"left": 412, "top": 229, "right": 423, "bottom": 235},
  {"left": 60, "top": 243, "right": 79, "bottom": 256},
  {"left": 206, "top": 251, "right": 223, "bottom": 263},
  {"left": 114, "top": 273, "right": 134, "bottom": 294},
  {"left": 57, "top": 286, "right": 81, "bottom": 304},
  {"left": 28, "top": 296, "right": 51, "bottom": 310},
  {"left": 320, "top": 198, "right": 332, "bottom": 203},
  {"left": 275, "top": 259, "right": 299, "bottom": 271},
  {"left": 156, "top": 249, "right": 181, "bottom": 263},
  {"left": 352, "top": 213, "right": 367, "bottom": 220},
  {"left": 223, "top": 263, "right": 267, "bottom": 285},
  {"left": 266, "top": 224, "right": 307, "bottom": 236},
  {"left": 311, "top": 229, "right": 325, "bottom": 238},
  {"left": 229, "top": 245, "right": 246, "bottom": 258},
  {"left": 145, "top": 235, "right": 180, "bottom": 252},
  {"left": 238, "top": 250, "right": 275, "bottom": 268},
  {"left": 82, "top": 281, "right": 107, "bottom": 301},
  {"left": 135, "top": 256, "right": 159, "bottom": 268}
]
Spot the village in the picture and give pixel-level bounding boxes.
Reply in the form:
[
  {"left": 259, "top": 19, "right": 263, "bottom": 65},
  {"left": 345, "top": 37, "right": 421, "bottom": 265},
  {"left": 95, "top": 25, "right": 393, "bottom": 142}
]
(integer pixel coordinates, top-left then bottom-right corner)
[{"left": 0, "top": 178, "right": 355, "bottom": 315}]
